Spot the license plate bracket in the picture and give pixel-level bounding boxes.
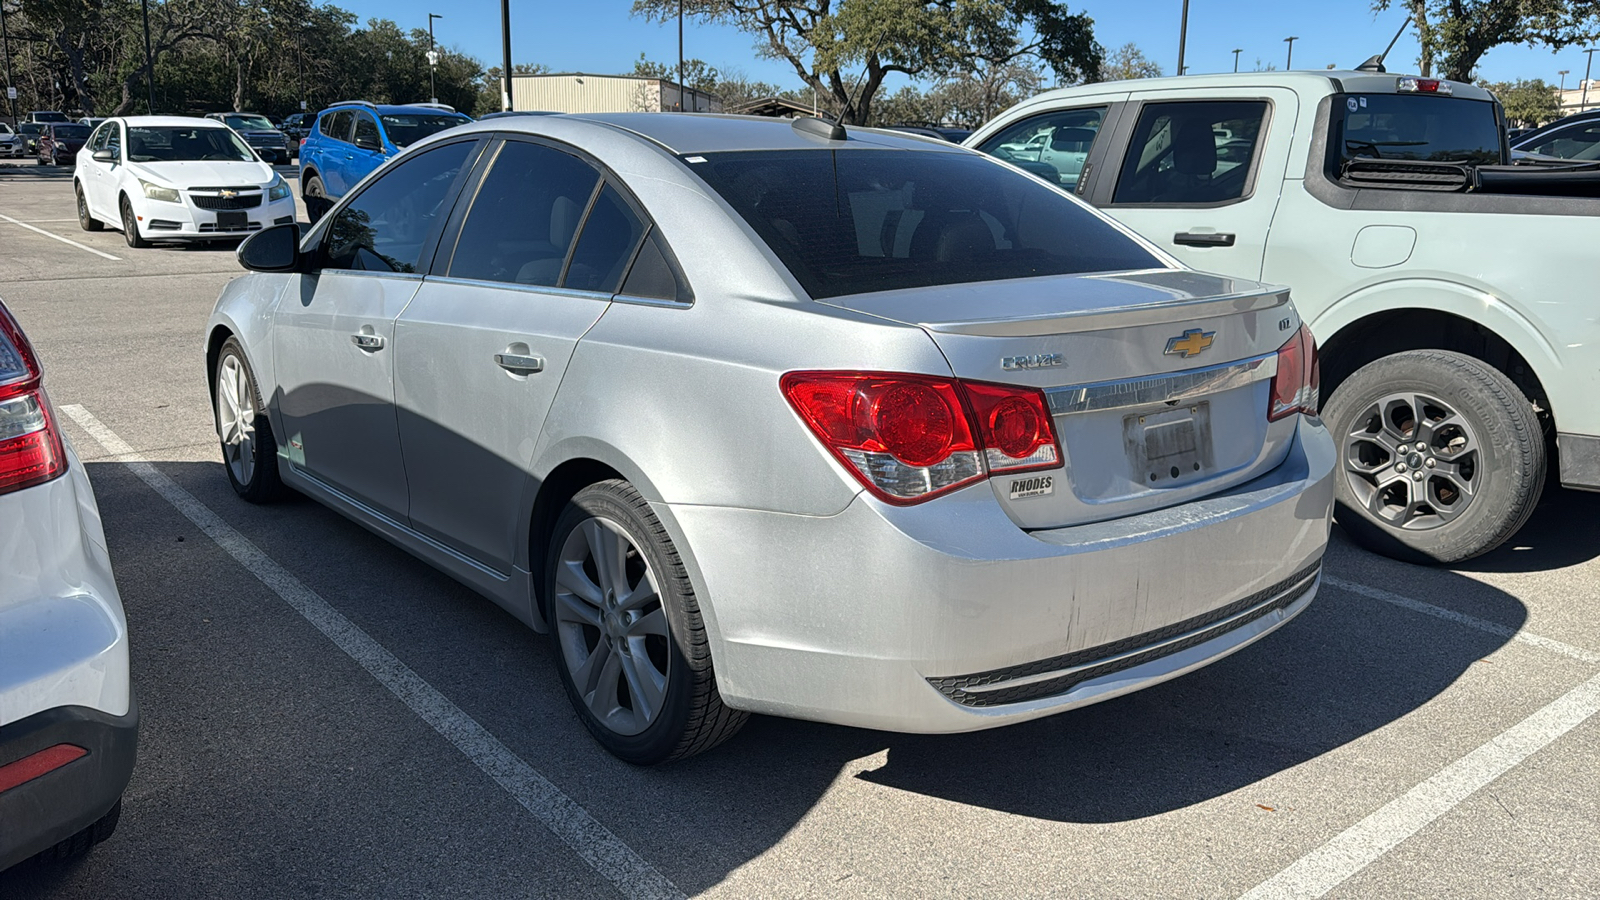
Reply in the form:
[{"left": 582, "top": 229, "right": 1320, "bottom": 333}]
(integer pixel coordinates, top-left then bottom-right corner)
[
  {"left": 216, "top": 210, "right": 248, "bottom": 230},
  {"left": 1124, "top": 402, "right": 1215, "bottom": 487}
]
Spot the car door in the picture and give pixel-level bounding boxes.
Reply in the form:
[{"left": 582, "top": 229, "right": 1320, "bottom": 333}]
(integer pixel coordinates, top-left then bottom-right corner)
[
  {"left": 320, "top": 110, "right": 355, "bottom": 195},
  {"left": 273, "top": 137, "right": 481, "bottom": 521},
  {"left": 1089, "top": 89, "right": 1298, "bottom": 280},
  {"left": 84, "top": 122, "right": 122, "bottom": 219},
  {"left": 394, "top": 137, "right": 650, "bottom": 572},
  {"left": 348, "top": 112, "right": 387, "bottom": 190}
]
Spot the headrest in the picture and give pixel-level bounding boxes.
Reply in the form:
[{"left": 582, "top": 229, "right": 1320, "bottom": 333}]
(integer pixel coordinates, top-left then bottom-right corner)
[
  {"left": 1050, "top": 127, "right": 1098, "bottom": 150},
  {"left": 550, "top": 196, "right": 581, "bottom": 248},
  {"left": 1172, "top": 120, "right": 1218, "bottom": 176}
]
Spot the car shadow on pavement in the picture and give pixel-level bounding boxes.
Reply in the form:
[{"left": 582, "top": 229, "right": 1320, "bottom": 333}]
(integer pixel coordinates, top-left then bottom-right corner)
[
  {"left": 0, "top": 166, "right": 75, "bottom": 183},
  {"left": 1451, "top": 486, "right": 1600, "bottom": 573}
]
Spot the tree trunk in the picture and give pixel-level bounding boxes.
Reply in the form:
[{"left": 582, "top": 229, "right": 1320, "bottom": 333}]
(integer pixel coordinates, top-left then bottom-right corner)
[{"left": 1409, "top": 0, "right": 1433, "bottom": 77}]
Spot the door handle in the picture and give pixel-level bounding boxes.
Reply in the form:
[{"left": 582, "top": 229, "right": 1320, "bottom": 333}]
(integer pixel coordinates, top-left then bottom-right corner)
[
  {"left": 1173, "top": 231, "right": 1236, "bottom": 247},
  {"left": 350, "top": 333, "right": 385, "bottom": 351},
  {"left": 494, "top": 353, "right": 545, "bottom": 374}
]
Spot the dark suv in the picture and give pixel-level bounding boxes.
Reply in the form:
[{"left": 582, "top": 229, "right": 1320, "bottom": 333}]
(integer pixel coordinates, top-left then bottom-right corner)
[
  {"left": 37, "top": 122, "right": 92, "bottom": 166},
  {"left": 205, "top": 112, "right": 291, "bottom": 164},
  {"left": 297, "top": 101, "right": 471, "bottom": 217}
]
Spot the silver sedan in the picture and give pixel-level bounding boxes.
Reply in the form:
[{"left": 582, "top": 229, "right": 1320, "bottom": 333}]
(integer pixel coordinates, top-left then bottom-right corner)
[{"left": 205, "top": 113, "right": 1335, "bottom": 764}]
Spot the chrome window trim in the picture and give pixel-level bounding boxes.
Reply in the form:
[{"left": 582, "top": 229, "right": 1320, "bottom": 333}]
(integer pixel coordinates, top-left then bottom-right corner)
[
  {"left": 319, "top": 269, "right": 425, "bottom": 282},
  {"left": 1046, "top": 352, "right": 1277, "bottom": 416},
  {"left": 611, "top": 293, "right": 692, "bottom": 309},
  {"left": 421, "top": 275, "right": 614, "bottom": 303}
]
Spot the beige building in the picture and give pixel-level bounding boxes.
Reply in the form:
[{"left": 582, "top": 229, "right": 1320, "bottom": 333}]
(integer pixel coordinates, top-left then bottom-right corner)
[
  {"left": 510, "top": 73, "right": 722, "bottom": 114},
  {"left": 1557, "top": 81, "right": 1599, "bottom": 115}
]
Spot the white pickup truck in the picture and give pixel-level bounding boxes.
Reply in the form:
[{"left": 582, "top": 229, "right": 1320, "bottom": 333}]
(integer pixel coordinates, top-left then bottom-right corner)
[{"left": 969, "top": 70, "right": 1600, "bottom": 563}]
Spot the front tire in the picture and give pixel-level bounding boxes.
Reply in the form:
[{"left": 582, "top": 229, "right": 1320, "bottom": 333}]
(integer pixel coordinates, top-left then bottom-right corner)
[
  {"left": 1324, "top": 349, "right": 1545, "bottom": 564},
  {"left": 119, "top": 195, "right": 150, "bottom": 249},
  {"left": 545, "top": 480, "right": 746, "bottom": 764},
  {"left": 76, "top": 183, "right": 103, "bottom": 231},
  {"left": 213, "top": 337, "right": 287, "bottom": 503}
]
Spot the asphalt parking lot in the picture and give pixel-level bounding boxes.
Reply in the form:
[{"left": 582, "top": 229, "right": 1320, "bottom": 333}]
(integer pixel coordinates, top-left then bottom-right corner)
[{"left": 2, "top": 157, "right": 1598, "bottom": 899}]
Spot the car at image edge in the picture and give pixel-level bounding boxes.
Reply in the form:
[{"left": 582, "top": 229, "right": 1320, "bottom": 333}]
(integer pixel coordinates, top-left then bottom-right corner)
[
  {"left": 0, "top": 300, "right": 136, "bottom": 872},
  {"left": 209, "top": 112, "right": 1334, "bottom": 765},
  {"left": 73, "top": 115, "right": 296, "bottom": 248}
]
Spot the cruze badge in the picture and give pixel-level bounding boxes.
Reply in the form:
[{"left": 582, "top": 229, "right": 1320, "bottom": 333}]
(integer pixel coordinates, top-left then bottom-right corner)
[
  {"left": 1164, "top": 329, "right": 1216, "bottom": 359},
  {"left": 1002, "top": 353, "right": 1064, "bottom": 371}
]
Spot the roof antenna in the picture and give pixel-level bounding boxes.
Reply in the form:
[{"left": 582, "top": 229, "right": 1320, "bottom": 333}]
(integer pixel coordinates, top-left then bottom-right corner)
[
  {"left": 1357, "top": 14, "right": 1411, "bottom": 73},
  {"left": 792, "top": 27, "right": 890, "bottom": 141}
]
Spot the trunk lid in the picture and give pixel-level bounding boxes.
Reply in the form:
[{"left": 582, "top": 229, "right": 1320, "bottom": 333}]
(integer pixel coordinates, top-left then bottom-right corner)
[{"left": 819, "top": 269, "right": 1301, "bottom": 529}]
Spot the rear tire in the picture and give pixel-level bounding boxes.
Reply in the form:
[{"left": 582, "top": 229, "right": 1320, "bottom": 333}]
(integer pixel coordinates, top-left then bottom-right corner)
[
  {"left": 76, "top": 183, "right": 103, "bottom": 231},
  {"left": 302, "top": 174, "right": 329, "bottom": 224},
  {"left": 119, "top": 195, "right": 149, "bottom": 248},
  {"left": 1324, "top": 349, "right": 1544, "bottom": 564},
  {"left": 545, "top": 480, "right": 746, "bottom": 764},
  {"left": 213, "top": 337, "right": 287, "bottom": 503}
]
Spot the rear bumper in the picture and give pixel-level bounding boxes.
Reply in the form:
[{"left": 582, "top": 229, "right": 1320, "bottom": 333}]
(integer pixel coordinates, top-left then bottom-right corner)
[
  {"left": 667, "top": 417, "right": 1335, "bottom": 733},
  {"left": 0, "top": 701, "right": 138, "bottom": 872}
]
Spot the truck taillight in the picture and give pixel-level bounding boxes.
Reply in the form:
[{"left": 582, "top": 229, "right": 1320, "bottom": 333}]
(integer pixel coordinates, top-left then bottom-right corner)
[
  {"left": 1268, "top": 323, "right": 1320, "bottom": 421},
  {"left": 781, "top": 371, "right": 1062, "bottom": 504},
  {"left": 1397, "top": 77, "right": 1452, "bottom": 95},
  {"left": 0, "top": 304, "right": 67, "bottom": 495}
]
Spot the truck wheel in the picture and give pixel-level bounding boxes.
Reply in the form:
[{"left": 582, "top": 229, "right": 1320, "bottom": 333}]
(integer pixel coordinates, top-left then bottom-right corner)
[
  {"left": 545, "top": 480, "right": 746, "bottom": 764},
  {"left": 1324, "top": 349, "right": 1544, "bottom": 564}
]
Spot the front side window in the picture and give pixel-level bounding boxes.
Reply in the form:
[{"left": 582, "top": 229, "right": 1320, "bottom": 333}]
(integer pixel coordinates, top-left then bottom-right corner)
[
  {"left": 1519, "top": 122, "right": 1600, "bottom": 161},
  {"left": 105, "top": 124, "right": 121, "bottom": 157},
  {"left": 322, "top": 140, "right": 475, "bottom": 274},
  {"left": 127, "top": 127, "right": 253, "bottom": 162},
  {"left": 447, "top": 141, "right": 602, "bottom": 287},
  {"left": 1335, "top": 94, "right": 1501, "bottom": 166},
  {"left": 353, "top": 113, "right": 382, "bottom": 149},
  {"left": 1112, "top": 100, "right": 1268, "bottom": 205},
  {"left": 689, "top": 148, "right": 1162, "bottom": 300},
  {"left": 977, "top": 106, "right": 1109, "bottom": 189}
]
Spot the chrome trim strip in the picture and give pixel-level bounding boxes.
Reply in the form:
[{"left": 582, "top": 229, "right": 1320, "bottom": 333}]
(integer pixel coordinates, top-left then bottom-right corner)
[
  {"left": 1046, "top": 353, "right": 1277, "bottom": 416},
  {"left": 423, "top": 275, "right": 613, "bottom": 303},
  {"left": 611, "top": 293, "right": 692, "bottom": 309}
]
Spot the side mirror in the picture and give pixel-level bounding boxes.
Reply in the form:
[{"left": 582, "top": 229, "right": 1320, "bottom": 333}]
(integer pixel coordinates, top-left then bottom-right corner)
[
  {"left": 355, "top": 135, "right": 382, "bottom": 152},
  {"left": 236, "top": 222, "right": 303, "bottom": 273},
  {"left": 93, "top": 149, "right": 115, "bottom": 162}
]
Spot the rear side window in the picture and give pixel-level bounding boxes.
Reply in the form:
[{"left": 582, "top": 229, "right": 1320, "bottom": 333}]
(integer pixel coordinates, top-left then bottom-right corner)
[
  {"left": 322, "top": 140, "right": 475, "bottom": 274},
  {"left": 976, "top": 106, "right": 1108, "bottom": 189},
  {"left": 564, "top": 184, "right": 647, "bottom": 293},
  {"left": 446, "top": 140, "right": 602, "bottom": 287},
  {"left": 689, "top": 148, "right": 1161, "bottom": 300},
  {"left": 324, "top": 111, "right": 353, "bottom": 143},
  {"left": 1112, "top": 101, "right": 1267, "bottom": 205}
]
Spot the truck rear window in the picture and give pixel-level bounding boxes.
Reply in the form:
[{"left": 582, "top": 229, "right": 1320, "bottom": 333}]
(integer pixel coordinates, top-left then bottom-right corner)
[
  {"left": 687, "top": 148, "right": 1163, "bottom": 300},
  {"left": 1335, "top": 94, "right": 1501, "bottom": 165}
]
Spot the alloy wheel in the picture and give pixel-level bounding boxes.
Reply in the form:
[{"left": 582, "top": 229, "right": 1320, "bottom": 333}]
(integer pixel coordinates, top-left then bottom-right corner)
[
  {"left": 552, "top": 516, "right": 670, "bottom": 737},
  {"left": 1341, "top": 391, "right": 1480, "bottom": 531},
  {"left": 215, "top": 353, "right": 257, "bottom": 487}
]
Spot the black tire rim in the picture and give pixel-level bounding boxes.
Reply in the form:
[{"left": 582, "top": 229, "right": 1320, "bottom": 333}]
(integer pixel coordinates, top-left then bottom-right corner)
[{"left": 1341, "top": 391, "right": 1480, "bottom": 531}]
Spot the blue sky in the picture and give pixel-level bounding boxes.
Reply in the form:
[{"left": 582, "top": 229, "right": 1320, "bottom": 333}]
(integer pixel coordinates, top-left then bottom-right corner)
[{"left": 372, "top": 0, "right": 1596, "bottom": 92}]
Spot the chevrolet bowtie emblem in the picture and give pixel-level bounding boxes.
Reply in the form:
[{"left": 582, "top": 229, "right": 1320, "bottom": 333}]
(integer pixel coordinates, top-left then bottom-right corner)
[
  {"left": 219, "top": 190, "right": 237, "bottom": 199},
  {"left": 1164, "top": 328, "right": 1216, "bottom": 358}
]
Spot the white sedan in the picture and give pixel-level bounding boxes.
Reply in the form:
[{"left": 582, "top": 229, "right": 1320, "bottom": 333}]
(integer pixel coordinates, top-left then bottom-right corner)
[
  {"left": 0, "top": 300, "right": 135, "bottom": 871},
  {"left": 73, "top": 115, "right": 295, "bottom": 248}
]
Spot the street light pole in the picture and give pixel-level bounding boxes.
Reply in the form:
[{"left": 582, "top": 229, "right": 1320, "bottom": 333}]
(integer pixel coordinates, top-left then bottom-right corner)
[
  {"left": 1584, "top": 49, "right": 1597, "bottom": 113},
  {"left": 1, "top": 0, "right": 17, "bottom": 131},
  {"left": 427, "top": 13, "right": 441, "bottom": 105},
  {"left": 1232, "top": 48, "right": 1242, "bottom": 73},
  {"left": 1284, "top": 36, "right": 1298, "bottom": 71},
  {"left": 499, "top": 0, "right": 512, "bottom": 111},
  {"left": 140, "top": 0, "right": 155, "bottom": 113},
  {"left": 1176, "top": 0, "right": 1189, "bottom": 77},
  {"left": 677, "top": 0, "right": 683, "bottom": 110},
  {"left": 1559, "top": 68, "right": 1569, "bottom": 111}
]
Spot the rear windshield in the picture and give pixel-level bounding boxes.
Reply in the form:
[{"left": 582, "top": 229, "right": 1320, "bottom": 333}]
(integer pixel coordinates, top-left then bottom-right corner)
[
  {"left": 380, "top": 113, "right": 469, "bottom": 148},
  {"left": 225, "top": 114, "right": 275, "bottom": 131},
  {"left": 128, "top": 127, "right": 254, "bottom": 162},
  {"left": 51, "top": 125, "right": 90, "bottom": 139},
  {"left": 1335, "top": 94, "right": 1502, "bottom": 165},
  {"left": 687, "top": 148, "right": 1163, "bottom": 299}
]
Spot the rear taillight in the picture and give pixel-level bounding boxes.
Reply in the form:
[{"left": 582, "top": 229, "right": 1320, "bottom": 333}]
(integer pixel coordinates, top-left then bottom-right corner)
[
  {"left": 0, "top": 304, "right": 67, "bottom": 494},
  {"left": 781, "top": 371, "right": 1061, "bottom": 504},
  {"left": 1268, "top": 322, "right": 1320, "bottom": 421}
]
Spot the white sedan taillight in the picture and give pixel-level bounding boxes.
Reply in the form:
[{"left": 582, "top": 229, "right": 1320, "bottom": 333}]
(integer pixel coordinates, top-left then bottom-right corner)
[{"left": 0, "top": 304, "right": 66, "bottom": 495}]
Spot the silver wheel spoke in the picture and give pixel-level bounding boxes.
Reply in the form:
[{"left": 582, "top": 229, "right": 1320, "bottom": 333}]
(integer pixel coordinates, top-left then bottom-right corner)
[
  {"left": 555, "top": 559, "right": 604, "bottom": 607},
  {"left": 583, "top": 519, "right": 628, "bottom": 595},
  {"left": 585, "top": 647, "right": 624, "bottom": 721},
  {"left": 554, "top": 590, "right": 602, "bottom": 628},
  {"left": 618, "top": 651, "right": 664, "bottom": 723},
  {"left": 617, "top": 576, "right": 659, "bottom": 613},
  {"left": 626, "top": 607, "right": 668, "bottom": 639},
  {"left": 572, "top": 636, "right": 611, "bottom": 697}
]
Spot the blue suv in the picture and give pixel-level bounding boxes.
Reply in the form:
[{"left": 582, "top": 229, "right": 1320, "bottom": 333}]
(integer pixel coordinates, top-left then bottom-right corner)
[{"left": 298, "top": 101, "right": 472, "bottom": 219}]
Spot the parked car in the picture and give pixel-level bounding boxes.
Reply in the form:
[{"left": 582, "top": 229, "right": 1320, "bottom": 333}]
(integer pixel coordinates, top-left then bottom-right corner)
[
  {"left": 1511, "top": 109, "right": 1600, "bottom": 162},
  {"left": 204, "top": 112, "right": 291, "bottom": 165},
  {"left": 209, "top": 113, "right": 1333, "bottom": 765},
  {"left": 77, "top": 117, "right": 108, "bottom": 129},
  {"left": 0, "top": 299, "right": 137, "bottom": 872},
  {"left": 74, "top": 116, "right": 296, "bottom": 248},
  {"left": 969, "top": 71, "right": 1600, "bottom": 563},
  {"left": 24, "top": 111, "right": 70, "bottom": 124},
  {"left": 297, "top": 100, "right": 471, "bottom": 216},
  {"left": 17, "top": 123, "right": 44, "bottom": 155},
  {"left": 0, "top": 123, "right": 23, "bottom": 159},
  {"left": 36, "top": 122, "right": 91, "bottom": 166},
  {"left": 280, "top": 112, "right": 313, "bottom": 156}
]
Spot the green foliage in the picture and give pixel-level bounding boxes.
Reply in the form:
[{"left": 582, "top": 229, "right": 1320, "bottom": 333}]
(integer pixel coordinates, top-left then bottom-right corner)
[
  {"left": 631, "top": 0, "right": 1101, "bottom": 125},
  {"left": 1098, "top": 43, "right": 1161, "bottom": 81},
  {"left": 1481, "top": 78, "right": 1563, "bottom": 126},
  {"left": 1374, "top": 0, "right": 1600, "bottom": 81}
]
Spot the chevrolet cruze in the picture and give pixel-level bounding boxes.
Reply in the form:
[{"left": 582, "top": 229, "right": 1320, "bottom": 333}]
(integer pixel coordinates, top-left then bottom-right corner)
[{"left": 205, "top": 113, "right": 1334, "bottom": 764}]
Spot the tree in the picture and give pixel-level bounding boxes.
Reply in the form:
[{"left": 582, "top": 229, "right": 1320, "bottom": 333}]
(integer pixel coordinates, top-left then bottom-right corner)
[
  {"left": 1375, "top": 0, "right": 1600, "bottom": 82},
  {"left": 1098, "top": 42, "right": 1160, "bottom": 81},
  {"left": 1483, "top": 78, "right": 1562, "bottom": 126},
  {"left": 631, "top": 53, "right": 720, "bottom": 91},
  {"left": 630, "top": 0, "right": 1102, "bottom": 125},
  {"left": 481, "top": 63, "right": 548, "bottom": 113}
]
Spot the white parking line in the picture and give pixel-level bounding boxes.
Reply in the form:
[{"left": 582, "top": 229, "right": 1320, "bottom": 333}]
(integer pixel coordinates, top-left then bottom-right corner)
[
  {"left": 1238, "top": 666, "right": 1600, "bottom": 899},
  {"left": 60, "top": 404, "right": 686, "bottom": 900},
  {"left": 1325, "top": 576, "right": 1600, "bottom": 664},
  {"left": 0, "top": 213, "right": 121, "bottom": 260}
]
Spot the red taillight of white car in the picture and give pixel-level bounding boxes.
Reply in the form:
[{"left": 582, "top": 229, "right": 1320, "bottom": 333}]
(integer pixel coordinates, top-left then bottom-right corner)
[
  {"left": 1268, "top": 322, "right": 1321, "bottom": 421},
  {"left": 0, "top": 304, "right": 67, "bottom": 495},
  {"left": 781, "top": 372, "right": 1062, "bottom": 504}
]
